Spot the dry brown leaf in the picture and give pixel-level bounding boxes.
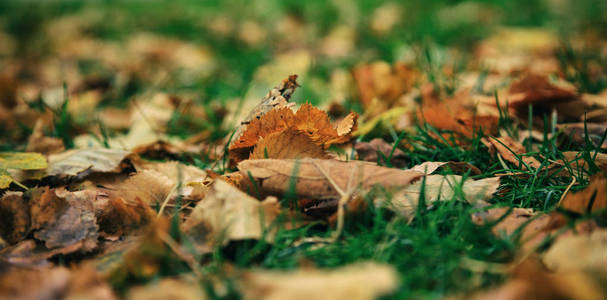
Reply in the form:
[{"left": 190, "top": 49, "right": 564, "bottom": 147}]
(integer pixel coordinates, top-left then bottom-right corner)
[
  {"left": 559, "top": 174, "right": 607, "bottom": 216},
  {"left": 558, "top": 123, "right": 607, "bottom": 149},
  {"left": 416, "top": 87, "right": 499, "bottom": 139},
  {"left": 240, "top": 262, "right": 398, "bottom": 300},
  {"left": 250, "top": 129, "right": 327, "bottom": 160},
  {"left": 97, "top": 196, "right": 156, "bottom": 240},
  {"left": 509, "top": 74, "right": 577, "bottom": 105},
  {"left": 383, "top": 175, "right": 499, "bottom": 219},
  {"left": 507, "top": 74, "right": 585, "bottom": 123},
  {"left": 182, "top": 180, "right": 281, "bottom": 253},
  {"left": 410, "top": 161, "right": 481, "bottom": 175},
  {"left": 238, "top": 158, "right": 423, "bottom": 200},
  {"left": 0, "top": 192, "right": 29, "bottom": 244},
  {"left": 32, "top": 188, "right": 98, "bottom": 251},
  {"left": 488, "top": 136, "right": 541, "bottom": 170},
  {"left": 354, "top": 138, "right": 408, "bottom": 168}
]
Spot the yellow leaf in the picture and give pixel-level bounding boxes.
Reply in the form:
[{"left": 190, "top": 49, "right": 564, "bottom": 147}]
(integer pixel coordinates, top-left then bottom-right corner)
[
  {"left": 0, "top": 169, "right": 12, "bottom": 189},
  {"left": 0, "top": 152, "right": 47, "bottom": 170}
]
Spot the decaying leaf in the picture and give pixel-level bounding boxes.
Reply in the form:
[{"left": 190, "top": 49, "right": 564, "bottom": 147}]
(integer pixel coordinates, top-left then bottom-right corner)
[
  {"left": 32, "top": 188, "right": 99, "bottom": 251},
  {"left": 97, "top": 196, "right": 156, "bottom": 240},
  {"left": 238, "top": 158, "right": 424, "bottom": 200},
  {"left": 488, "top": 136, "right": 541, "bottom": 170},
  {"left": 182, "top": 179, "right": 281, "bottom": 252},
  {"left": 46, "top": 148, "right": 131, "bottom": 178},
  {"left": 383, "top": 175, "right": 499, "bottom": 218},
  {"left": 240, "top": 262, "right": 398, "bottom": 300},
  {"left": 558, "top": 123, "right": 607, "bottom": 149},
  {"left": 250, "top": 129, "right": 327, "bottom": 160},
  {"left": 0, "top": 192, "right": 29, "bottom": 244}
]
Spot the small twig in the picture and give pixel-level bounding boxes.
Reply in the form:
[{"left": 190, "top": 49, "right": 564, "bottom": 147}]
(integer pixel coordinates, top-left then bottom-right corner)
[
  {"left": 557, "top": 176, "right": 577, "bottom": 206},
  {"left": 157, "top": 184, "right": 178, "bottom": 216}
]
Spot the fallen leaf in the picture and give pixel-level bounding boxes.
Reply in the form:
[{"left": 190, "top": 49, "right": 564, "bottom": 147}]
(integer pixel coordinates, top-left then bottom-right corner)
[
  {"left": 127, "top": 276, "right": 206, "bottom": 300},
  {"left": 507, "top": 74, "right": 585, "bottom": 123},
  {"left": 250, "top": 129, "right": 327, "bottom": 160},
  {"left": 238, "top": 158, "right": 424, "bottom": 200},
  {"left": 558, "top": 123, "right": 607, "bottom": 149},
  {"left": 46, "top": 148, "right": 131, "bottom": 178},
  {"left": 240, "top": 262, "right": 398, "bottom": 300},
  {"left": 354, "top": 138, "right": 408, "bottom": 168},
  {"left": 383, "top": 175, "right": 499, "bottom": 219},
  {"left": 543, "top": 228, "right": 607, "bottom": 273},
  {"left": 0, "top": 264, "right": 117, "bottom": 300},
  {"left": 416, "top": 87, "right": 499, "bottom": 139},
  {"left": 230, "top": 103, "right": 357, "bottom": 163},
  {"left": 470, "top": 258, "right": 605, "bottom": 300},
  {"left": 32, "top": 188, "right": 99, "bottom": 251},
  {"left": 0, "top": 152, "right": 47, "bottom": 188},
  {"left": 229, "top": 106, "right": 296, "bottom": 162},
  {"left": 97, "top": 196, "right": 156, "bottom": 240},
  {"left": 0, "top": 266, "right": 72, "bottom": 300},
  {"left": 488, "top": 136, "right": 541, "bottom": 170},
  {"left": 559, "top": 174, "right": 607, "bottom": 216},
  {"left": 182, "top": 180, "right": 281, "bottom": 252},
  {"left": 231, "top": 75, "right": 300, "bottom": 144},
  {"left": 0, "top": 192, "right": 29, "bottom": 244},
  {"left": 353, "top": 61, "right": 416, "bottom": 110},
  {"left": 410, "top": 161, "right": 481, "bottom": 175},
  {"left": 293, "top": 103, "right": 357, "bottom": 145}
]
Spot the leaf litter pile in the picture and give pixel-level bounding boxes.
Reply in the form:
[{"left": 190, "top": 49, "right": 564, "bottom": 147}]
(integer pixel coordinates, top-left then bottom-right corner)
[{"left": 2, "top": 2, "right": 607, "bottom": 299}]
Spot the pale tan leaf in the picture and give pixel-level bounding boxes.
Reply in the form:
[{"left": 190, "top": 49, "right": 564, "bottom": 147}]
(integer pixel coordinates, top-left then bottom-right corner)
[
  {"left": 544, "top": 229, "right": 607, "bottom": 273},
  {"left": 47, "top": 148, "right": 131, "bottom": 177},
  {"left": 240, "top": 262, "right": 398, "bottom": 300},
  {"left": 238, "top": 158, "right": 424, "bottom": 200},
  {"left": 182, "top": 180, "right": 281, "bottom": 252},
  {"left": 127, "top": 276, "right": 206, "bottom": 300},
  {"left": 384, "top": 175, "right": 499, "bottom": 218}
]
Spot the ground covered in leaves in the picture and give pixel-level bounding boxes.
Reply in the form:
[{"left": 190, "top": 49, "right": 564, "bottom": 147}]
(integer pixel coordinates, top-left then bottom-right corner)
[{"left": 1, "top": 1, "right": 607, "bottom": 299}]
